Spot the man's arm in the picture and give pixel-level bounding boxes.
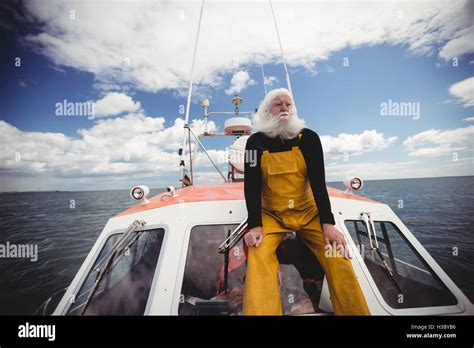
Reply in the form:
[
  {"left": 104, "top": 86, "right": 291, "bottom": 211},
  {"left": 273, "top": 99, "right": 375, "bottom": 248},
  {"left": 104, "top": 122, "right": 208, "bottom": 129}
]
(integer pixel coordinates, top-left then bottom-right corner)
[
  {"left": 244, "top": 135, "right": 262, "bottom": 229},
  {"left": 300, "top": 129, "right": 336, "bottom": 225}
]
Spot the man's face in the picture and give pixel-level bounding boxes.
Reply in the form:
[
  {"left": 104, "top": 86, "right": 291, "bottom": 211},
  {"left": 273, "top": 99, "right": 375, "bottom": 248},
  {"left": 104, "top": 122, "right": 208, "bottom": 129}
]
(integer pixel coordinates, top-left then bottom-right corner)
[{"left": 269, "top": 93, "right": 293, "bottom": 119}]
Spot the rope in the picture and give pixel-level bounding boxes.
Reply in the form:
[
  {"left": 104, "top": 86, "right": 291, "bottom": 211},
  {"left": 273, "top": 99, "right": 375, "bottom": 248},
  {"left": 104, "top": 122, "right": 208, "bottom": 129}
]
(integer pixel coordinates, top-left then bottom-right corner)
[{"left": 269, "top": 0, "right": 295, "bottom": 106}]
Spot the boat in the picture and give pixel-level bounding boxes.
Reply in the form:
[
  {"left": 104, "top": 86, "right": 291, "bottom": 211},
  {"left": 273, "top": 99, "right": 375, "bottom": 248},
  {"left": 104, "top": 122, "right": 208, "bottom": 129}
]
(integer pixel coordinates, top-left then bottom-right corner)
[
  {"left": 36, "top": 0, "right": 473, "bottom": 317},
  {"left": 37, "top": 92, "right": 472, "bottom": 316}
]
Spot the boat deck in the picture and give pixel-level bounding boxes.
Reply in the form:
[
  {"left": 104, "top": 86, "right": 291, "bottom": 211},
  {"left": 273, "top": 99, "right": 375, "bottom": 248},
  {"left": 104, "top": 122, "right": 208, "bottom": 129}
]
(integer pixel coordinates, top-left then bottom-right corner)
[{"left": 116, "top": 181, "right": 381, "bottom": 217}]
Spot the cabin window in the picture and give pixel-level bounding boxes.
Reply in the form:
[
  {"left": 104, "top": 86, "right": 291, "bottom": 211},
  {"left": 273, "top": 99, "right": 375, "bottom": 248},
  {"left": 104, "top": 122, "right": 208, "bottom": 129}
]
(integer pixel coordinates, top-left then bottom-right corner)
[
  {"left": 67, "top": 228, "right": 165, "bottom": 315},
  {"left": 345, "top": 220, "right": 457, "bottom": 309},
  {"left": 178, "top": 225, "right": 326, "bottom": 315}
]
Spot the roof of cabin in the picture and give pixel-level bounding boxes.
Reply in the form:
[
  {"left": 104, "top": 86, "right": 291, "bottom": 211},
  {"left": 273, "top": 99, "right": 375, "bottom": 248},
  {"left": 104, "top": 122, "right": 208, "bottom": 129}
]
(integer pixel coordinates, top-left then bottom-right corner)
[{"left": 115, "top": 181, "right": 381, "bottom": 217}]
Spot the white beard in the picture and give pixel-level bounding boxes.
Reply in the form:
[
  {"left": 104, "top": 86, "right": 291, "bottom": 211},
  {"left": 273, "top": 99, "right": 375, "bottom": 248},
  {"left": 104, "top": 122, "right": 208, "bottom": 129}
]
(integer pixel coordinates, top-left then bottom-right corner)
[{"left": 253, "top": 111, "right": 306, "bottom": 140}]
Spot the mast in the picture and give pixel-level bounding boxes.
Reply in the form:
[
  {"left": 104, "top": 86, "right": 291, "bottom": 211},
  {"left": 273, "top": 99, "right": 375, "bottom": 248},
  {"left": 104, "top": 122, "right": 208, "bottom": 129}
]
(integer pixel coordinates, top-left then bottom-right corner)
[
  {"left": 177, "top": 0, "right": 296, "bottom": 185},
  {"left": 260, "top": 64, "right": 268, "bottom": 95},
  {"left": 179, "top": 0, "right": 205, "bottom": 185}
]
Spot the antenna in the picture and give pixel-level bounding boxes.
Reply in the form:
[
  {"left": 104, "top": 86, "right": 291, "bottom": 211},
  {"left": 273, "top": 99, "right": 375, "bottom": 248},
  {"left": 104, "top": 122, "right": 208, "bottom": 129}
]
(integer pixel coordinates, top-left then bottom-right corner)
[{"left": 179, "top": 0, "right": 205, "bottom": 185}]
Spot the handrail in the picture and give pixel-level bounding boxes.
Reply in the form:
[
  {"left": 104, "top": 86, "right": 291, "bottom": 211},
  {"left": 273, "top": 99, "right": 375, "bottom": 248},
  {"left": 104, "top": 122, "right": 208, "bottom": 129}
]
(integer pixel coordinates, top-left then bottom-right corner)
[
  {"left": 360, "top": 212, "right": 403, "bottom": 293},
  {"left": 361, "top": 212, "right": 375, "bottom": 260},
  {"left": 187, "top": 126, "right": 227, "bottom": 183},
  {"left": 218, "top": 218, "right": 248, "bottom": 253}
]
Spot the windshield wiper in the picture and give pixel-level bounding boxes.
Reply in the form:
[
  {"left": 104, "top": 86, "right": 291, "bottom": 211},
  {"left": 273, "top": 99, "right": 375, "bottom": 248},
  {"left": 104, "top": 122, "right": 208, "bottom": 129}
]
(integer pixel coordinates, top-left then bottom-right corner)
[
  {"left": 361, "top": 212, "right": 403, "bottom": 294},
  {"left": 80, "top": 220, "right": 146, "bottom": 315}
]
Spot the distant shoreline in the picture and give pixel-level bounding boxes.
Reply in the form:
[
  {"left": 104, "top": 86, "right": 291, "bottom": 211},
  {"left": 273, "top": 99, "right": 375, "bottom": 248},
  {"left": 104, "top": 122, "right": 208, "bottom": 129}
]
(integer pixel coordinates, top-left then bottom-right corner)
[{"left": 0, "top": 174, "right": 472, "bottom": 194}]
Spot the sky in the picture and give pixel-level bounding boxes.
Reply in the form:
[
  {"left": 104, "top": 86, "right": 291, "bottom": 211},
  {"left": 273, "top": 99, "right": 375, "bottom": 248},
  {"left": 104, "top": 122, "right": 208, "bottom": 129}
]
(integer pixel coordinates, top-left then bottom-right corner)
[{"left": 0, "top": 0, "right": 473, "bottom": 192}]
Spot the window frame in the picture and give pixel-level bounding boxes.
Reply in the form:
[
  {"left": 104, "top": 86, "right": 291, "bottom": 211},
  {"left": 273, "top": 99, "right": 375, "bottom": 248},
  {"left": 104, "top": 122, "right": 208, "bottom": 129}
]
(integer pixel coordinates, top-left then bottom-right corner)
[
  {"left": 61, "top": 223, "right": 168, "bottom": 315},
  {"left": 171, "top": 221, "right": 242, "bottom": 316},
  {"left": 172, "top": 221, "right": 328, "bottom": 316},
  {"left": 340, "top": 217, "right": 464, "bottom": 315}
]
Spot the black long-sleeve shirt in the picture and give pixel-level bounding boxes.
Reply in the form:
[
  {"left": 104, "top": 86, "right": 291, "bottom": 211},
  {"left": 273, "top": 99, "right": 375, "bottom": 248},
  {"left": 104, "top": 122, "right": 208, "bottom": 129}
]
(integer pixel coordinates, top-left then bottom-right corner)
[{"left": 244, "top": 127, "right": 335, "bottom": 229}]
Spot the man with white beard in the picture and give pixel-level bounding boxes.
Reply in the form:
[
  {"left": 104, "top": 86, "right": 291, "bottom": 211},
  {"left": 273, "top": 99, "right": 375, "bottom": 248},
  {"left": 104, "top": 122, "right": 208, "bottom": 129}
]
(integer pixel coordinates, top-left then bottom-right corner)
[{"left": 243, "top": 88, "right": 370, "bottom": 315}]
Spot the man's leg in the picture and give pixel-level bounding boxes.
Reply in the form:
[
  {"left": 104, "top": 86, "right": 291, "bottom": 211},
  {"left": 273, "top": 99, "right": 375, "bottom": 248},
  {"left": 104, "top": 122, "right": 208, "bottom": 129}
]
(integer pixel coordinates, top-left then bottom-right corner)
[
  {"left": 243, "top": 232, "right": 286, "bottom": 315},
  {"left": 298, "top": 224, "right": 371, "bottom": 315}
]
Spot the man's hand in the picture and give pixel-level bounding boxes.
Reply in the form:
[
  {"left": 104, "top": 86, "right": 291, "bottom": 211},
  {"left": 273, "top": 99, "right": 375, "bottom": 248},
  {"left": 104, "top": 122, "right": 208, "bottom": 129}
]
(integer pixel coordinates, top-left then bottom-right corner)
[
  {"left": 244, "top": 227, "right": 263, "bottom": 247},
  {"left": 322, "top": 224, "right": 351, "bottom": 260}
]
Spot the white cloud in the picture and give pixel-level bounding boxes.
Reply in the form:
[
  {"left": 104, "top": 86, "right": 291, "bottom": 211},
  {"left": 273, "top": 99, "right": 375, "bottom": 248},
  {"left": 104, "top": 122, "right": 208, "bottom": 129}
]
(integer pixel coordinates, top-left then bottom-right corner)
[
  {"left": 0, "top": 121, "right": 398, "bottom": 190},
  {"left": 403, "top": 125, "right": 474, "bottom": 157},
  {"left": 439, "top": 25, "right": 474, "bottom": 60},
  {"left": 0, "top": 114, "right": 218, "bottom": 188},
  {"left": 3, "top": 118, "right": 472, "bottom": 190},
  {"left": 449, "top": 77, "right": 474, "bottom": 107},
  {"left": 190, "top": 170, "right": 229, "bottom": 185},
  {"left": 463, "top": 117, "right": 474, "bottom": 122},
  {"left": 264, "top": 75, "right": 278, "bottom": 87},
  {"left": 94, "top": 92, "right": 141, "bottom": 117},
  {"left": 325, "top": 157, "right": 473, "bottom": 182},
  {"left": 320, "top": 130, "right": 398, "bottom": 159},
  {"left": 225, "top": 70, "right": 256, "bottom": 95},
  {"left": 21, "top": 0, "right": 473, "bottom": 94}
]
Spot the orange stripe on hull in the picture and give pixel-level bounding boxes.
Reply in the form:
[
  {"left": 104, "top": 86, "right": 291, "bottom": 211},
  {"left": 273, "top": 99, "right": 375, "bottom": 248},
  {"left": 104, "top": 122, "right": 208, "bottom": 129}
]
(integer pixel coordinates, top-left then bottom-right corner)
[{"left": 115, "top": 182, "right": 381, "bottom": 217}]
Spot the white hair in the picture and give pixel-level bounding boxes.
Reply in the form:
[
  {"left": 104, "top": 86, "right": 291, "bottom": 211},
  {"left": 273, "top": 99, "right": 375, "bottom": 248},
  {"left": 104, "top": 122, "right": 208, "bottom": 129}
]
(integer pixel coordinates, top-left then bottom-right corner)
[{"left": 252, "top": 88, "right": 305, "bottom": 139}]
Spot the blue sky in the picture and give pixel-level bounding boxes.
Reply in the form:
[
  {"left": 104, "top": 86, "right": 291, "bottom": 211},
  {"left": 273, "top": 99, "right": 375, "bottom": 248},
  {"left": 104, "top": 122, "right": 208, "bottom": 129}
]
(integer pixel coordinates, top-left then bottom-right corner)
[{"left": 1, "top": 0, "right": 473, "bottom": 191}]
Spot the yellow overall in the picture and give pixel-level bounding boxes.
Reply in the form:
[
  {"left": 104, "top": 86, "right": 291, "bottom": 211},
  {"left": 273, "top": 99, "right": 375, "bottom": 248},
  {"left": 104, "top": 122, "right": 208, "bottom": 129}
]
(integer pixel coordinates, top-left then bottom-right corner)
[{"left": 243, "top": 133, "right": 371, "bottom": 315}]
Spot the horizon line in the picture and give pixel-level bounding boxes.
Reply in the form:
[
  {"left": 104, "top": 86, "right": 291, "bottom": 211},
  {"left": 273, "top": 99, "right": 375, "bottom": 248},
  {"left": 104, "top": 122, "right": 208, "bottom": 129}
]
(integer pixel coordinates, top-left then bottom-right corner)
[{"left": 1, "top": 174, "right": 472, "bottom": 194}]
